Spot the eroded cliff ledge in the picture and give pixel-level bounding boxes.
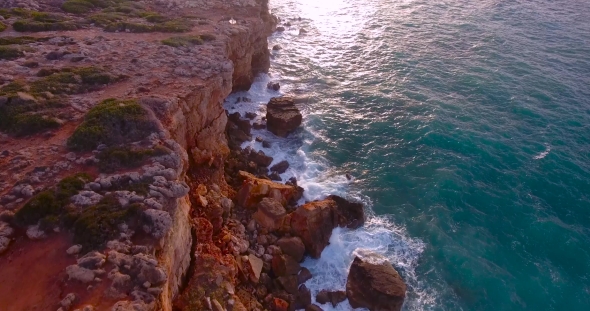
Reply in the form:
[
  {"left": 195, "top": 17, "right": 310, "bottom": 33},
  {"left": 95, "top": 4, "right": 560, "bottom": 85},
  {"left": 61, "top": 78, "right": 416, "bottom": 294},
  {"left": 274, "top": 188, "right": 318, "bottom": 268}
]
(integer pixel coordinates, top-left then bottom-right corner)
[{"left": 0, "top": 0, "right": 276, "bottom": 310}]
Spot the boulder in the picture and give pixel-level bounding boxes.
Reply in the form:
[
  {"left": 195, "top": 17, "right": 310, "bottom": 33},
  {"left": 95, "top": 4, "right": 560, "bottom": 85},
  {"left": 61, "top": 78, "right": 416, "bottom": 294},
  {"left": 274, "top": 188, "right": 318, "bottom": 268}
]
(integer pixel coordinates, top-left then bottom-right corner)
[
  {"left": 289, "top": 196, "right": 364, "bottom": 258},
  {"left": 266, "top": 97, "right": 302, "bottom": 137},
  {"left": 245, "top": 254, "right": 264, "bottom": 283},
  {"left": 328, "top": 195, "right": 365, "bottom": 229},
  {"left": 288, "top": 200, "right": 335, "bottom": 258},
  {"left": 249, "top": 150, "right": 273, "bottom": 167},
  {"left": 236, "top": 171, "right": 301, "bottom": 208},
  {"left": 267, "top": 81, "right": 281, "bottom": 91},
  {"left": 253, "top": 198, "right": 287, "bottom": 232},
  {"left": 270, "top": 160, "right": 290, "bottom": 174},
  {"left": 316, "top": 290, "right": 346, "bottom": 307},
  {"left": 297, "top": 267, "right": 313, "bottom": 284},
  {"left": 272, "top": 298, "right": 289, "bottom": 311},
  {"left": 276, "top": 237, "right": 305, "bottom": 262},
  {"left": 305, "top": 305, "right": 323, "bottom": 311},
  {"left": 346, "top": 249, "right": 406, "bottom": 311},
  {"left": 272, "top": 254, "right": 301, "bottom": 277}
]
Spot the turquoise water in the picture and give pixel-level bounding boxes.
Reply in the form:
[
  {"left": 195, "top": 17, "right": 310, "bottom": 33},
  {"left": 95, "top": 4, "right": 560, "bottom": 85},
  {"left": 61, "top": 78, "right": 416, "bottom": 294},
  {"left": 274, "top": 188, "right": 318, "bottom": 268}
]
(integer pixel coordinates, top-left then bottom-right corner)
[{"left": 230, "top": 0, "right": 590, "bottom": 309}]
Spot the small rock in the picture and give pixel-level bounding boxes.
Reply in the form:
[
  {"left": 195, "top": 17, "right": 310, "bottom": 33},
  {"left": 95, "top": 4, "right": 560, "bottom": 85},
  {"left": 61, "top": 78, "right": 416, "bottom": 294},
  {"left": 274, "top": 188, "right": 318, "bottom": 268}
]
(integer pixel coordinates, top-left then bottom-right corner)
[
  {"left": 60, "top": 293, "right": 77, "bottom": 311},
  {"left": 276, "top": 26, "right": 286, "bottom": 32},
  {"left": 66, "top": 244, "right": 83, "bottom": 255},
  {"left": 273, "top": 45, "right": 282, "bottom": 51}
]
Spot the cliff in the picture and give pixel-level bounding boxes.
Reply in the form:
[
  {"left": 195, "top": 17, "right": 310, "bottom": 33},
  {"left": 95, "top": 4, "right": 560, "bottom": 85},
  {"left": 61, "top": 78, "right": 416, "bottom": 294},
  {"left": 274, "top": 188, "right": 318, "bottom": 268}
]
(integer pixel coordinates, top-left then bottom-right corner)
[{"left": 0, "top": 0, "right": 276, "bottom": 310}]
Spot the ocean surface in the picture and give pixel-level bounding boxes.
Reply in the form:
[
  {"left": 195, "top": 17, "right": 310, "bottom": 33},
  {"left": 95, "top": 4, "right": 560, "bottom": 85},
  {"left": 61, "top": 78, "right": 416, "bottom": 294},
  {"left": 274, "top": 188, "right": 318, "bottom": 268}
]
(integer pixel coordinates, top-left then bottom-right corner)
[{"left": 224, "top": 0, "right": 590, "bottom": 310}]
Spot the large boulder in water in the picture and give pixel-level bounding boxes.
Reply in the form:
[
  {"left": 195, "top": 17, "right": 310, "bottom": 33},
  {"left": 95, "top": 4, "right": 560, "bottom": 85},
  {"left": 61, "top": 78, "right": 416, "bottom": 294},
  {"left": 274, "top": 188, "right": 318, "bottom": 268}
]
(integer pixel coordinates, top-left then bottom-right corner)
[
  {"left": 266, "top": 97, "right": 302, "bottom": 137},
  {"left": 288, "top": 195, "right": 364, "bottom": 258},
  {"left": 346, "top": 249, "right": 406, "bottom": 311}
]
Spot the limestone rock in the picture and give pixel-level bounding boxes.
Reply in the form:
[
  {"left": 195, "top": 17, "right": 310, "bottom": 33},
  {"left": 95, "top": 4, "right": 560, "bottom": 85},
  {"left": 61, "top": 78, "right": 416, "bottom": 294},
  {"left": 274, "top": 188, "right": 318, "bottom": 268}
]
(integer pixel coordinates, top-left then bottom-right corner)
[
  {"left": 66, "top": 265, "right": 95, "bottom": 283},
  {"left": 26, "top": 224, "right": 46, "bottom": 240},
  {"left": 270, "top": 160, "right": 289, "bottom": 174},
  {"left": 276, "top": 236, "right": 305, "bottom": 262},
  {"left": 266, "top": 97, "right": 302, "bottom": 137},
  {"left": 143, "top": 209, "right": 172, "bottom": 239},
  {"left": 253, "top": 198, "right": 286, "bottom": 231},
  {"left": 346, "top": 249, "right": 407, "bottom": 311},
  {"left": 66, "top": 244, "right": 82, "bottom": 255},
  {"left": 236, "top": 171, "right": 300, "bottom": 208},
  {"left": 289, "top": 196, "right": 364, "bottom": 258},
  {"left": 272, "top": 254, "right": 301, "bottom": 277},
  {"left": 244, "top": 254, "right": 263, "bottom": 283}
]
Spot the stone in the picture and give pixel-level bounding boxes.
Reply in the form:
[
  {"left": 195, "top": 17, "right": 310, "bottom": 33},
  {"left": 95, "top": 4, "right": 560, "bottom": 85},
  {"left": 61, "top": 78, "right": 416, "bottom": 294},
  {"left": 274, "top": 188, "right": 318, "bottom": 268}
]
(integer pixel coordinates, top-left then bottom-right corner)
[
  {"left": 305, "top": 305, "right": 323, "bottom": 311},
  {"left": 273, "top": 45, "right": 282, "bottom": 51},
  {"left": 66, "top": 265, "right": 95, "bottom": 283},
  {"left": 272, "top": 254, "right": 301, "bottom": 277},
  {"left": 269, "top": 171, "right": 281, "bottom": 181},
  {"left": 278, "top": 275, "right": 299, "bottom": 295},
  {"left": 266, "top": 97, "right": 302, "bottom": 137},
  {"left": 315, "top": 290, "right": 346, "bottom": 307},
  {"left": 298, "top": 284, "right": 312, "bottom": 307},
  {"left": 276, "top": 26, "right": 286, "bottom": 32},
  {"left": 289, "top": 196, "right": 364, "bottom": 258},
  {"left": 276, "top": 236, "right": 305, "bottom": 262},
  {"left": 329, "top": 195, "right": 365, "bottom": 229},
  {"left": 346, "top": 249, "right": 406, "bottom": 311},
  {"left": 272, "top": 298, "right": 289, "bottom": 311},
  {"left": 77, "top": 251, "right": 106, "bottom": 269},
  {"left": 245, "top": 254, "right": 264, "bottom": 283},
  {"left": 270, "top": 160, "right": 290, "bottom": 174},
  {"left": 236, "top": 171, "right": 300, "bottom": 208},
  {"left": 60, "top": 293, "right": 77, "bottom": 310},
  {"left": 143, "top": 209, "right": 172, "bottom": 239},
  {"left": 298, "top": 267, "right": 313, "bottom": 284},
  {"left": 267, "top": 81, "right": 280, "bottom": 91},
  {"left": 26, "top": 224, "right": 46, "bottom": 240},
  {"left": 0, "top": 236, "right": 10, "bottom": 254},
  {"left": 288, "top": 201, "right": 334, "bottom": 258},
  {"left": 249, "top": 150, "right": 273, "bottom": 167},
  {"left": 253, "top": 198, "right": 286, "bottom": 232}
]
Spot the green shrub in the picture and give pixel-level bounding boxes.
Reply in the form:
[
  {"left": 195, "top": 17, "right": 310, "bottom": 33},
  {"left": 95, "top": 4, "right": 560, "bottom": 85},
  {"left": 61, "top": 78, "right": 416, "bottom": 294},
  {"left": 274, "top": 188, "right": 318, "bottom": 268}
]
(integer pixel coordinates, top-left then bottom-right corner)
[
  {"left": 67, "top": 98, "right": 157, "bottom": 151},
  {"left": 30, "top": 66, "right": 115, "bottom": 95},
  {"left": 11, "top": 114, "right": 60, "bottom": 136},
  {"left": 0, "top": 46, "right": 24, "bottom": 60},
  {"left": 161, "top": 35, "right": 204, "bottom": 47},
  {"left": 14, "top": 173, "right": 91, "bottom": 227},
  {"left": 0, "top": 36, "right": 49, "bottom": 45},
  {"left": 13, "top": 12, "right": 78, "bottom": 32},
  {"left": 62, "top": 0, "right": 95, "bottom": 14},
  {"left": 14, "top": 190, "right": 60, "bottom": 226},
  {"left": 97, "top": 145, "right": 168, "bottom": 172},
  {"left": 0, "top": 93, "right": 61, "bottom": 136},
  {"left": 153, "top": 19, "right": 192, "bottom": 32},
  {"left": 0, "top": 22, "right": 6, "bottom": 32},
  {"left": 143, "top": 13, "right": 167, "bottom": 23},
  {"left": 0, "top": 9, "right": 11, "bottom": 19},
  {"left": 72, "top": 195, "right": 141, "bottom": 250}
]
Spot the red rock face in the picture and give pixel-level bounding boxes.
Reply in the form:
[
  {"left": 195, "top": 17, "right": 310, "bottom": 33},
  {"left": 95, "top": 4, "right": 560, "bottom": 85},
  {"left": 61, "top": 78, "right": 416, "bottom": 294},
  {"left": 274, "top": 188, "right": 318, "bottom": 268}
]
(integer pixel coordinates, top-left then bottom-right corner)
[
  {"left": 346, "top": 250, "right": 407, "bottom": 311},
  {"left": 288, "top": 196, "right": 365, "bottom": 258}
]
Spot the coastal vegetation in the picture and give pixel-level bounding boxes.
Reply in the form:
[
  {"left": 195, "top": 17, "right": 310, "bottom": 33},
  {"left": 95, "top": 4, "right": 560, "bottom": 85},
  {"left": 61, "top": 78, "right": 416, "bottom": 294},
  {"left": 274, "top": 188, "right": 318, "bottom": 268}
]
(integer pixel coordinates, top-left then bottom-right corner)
[
  {"left": 67, "top": 98, "right": 158, "bottom": 151},
  {"left": 161, "top": 34, "right": 216, "bottom": 47}
]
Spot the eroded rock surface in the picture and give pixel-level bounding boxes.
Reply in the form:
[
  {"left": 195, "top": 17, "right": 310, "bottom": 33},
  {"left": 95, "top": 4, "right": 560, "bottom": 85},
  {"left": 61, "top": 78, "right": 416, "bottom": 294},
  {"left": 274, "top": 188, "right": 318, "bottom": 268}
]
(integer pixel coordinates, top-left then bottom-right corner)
[{"left": 346, "top": 249, "right": 407, "bottom": 311}]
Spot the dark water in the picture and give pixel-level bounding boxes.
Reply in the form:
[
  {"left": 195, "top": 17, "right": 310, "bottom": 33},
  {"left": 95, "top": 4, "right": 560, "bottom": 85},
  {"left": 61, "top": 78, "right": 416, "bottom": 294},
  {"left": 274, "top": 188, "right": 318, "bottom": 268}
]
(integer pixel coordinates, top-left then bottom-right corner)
[{"left": 228, "top": 0, "right": 590, "bottom": 309}]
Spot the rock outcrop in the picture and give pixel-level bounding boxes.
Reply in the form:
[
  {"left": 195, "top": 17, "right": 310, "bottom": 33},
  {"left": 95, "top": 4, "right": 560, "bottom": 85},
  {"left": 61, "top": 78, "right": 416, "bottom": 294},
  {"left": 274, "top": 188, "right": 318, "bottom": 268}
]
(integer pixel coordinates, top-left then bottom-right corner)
[
  {"left": 288, "top": 195, "right": 365, "bottom": 258},
  {"left": 236, "top": 171, "right": 302, "bottom": 209},
  {"left": 266, "top": 97, "right": 303, "bottom": 137},
  {"left": 346, "top": 249, "right": 407, "bottom": 311}
]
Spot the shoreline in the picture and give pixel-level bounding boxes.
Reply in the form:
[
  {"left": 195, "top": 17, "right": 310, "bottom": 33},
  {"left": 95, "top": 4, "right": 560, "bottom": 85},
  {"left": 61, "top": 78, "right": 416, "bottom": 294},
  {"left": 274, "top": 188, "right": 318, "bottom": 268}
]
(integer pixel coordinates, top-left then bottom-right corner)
[{"left": 0, "top": 1, "right": 406, "bottom": 310}]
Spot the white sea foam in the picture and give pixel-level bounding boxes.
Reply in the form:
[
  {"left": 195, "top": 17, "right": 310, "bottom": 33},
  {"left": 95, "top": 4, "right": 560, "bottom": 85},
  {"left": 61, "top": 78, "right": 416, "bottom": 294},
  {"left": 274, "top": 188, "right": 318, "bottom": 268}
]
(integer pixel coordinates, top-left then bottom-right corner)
[
  {"left": 223, "top": 75, "right": 434, "bottom": 310},
  {"left": 533, "top": 145, "right": 551, "bottom": 160}
]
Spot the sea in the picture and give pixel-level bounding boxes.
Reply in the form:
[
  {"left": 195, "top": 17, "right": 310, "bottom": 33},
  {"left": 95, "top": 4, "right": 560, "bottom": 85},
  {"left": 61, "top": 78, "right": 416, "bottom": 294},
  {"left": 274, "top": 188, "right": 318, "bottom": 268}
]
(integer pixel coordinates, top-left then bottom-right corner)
[{"left": 223, "top": 0, "right": 590, "bottom": 310}]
